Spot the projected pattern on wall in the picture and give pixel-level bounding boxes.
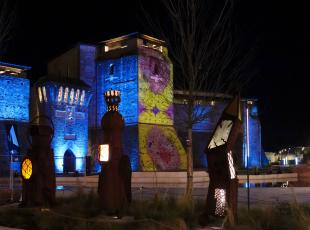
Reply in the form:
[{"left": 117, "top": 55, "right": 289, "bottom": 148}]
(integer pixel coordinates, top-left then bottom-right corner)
[
  {"left": 0, "top": 75, "right": 29, "bottom": 121},
  {"left": 139, "top": 124, "right": 186, "bottom": 171},
  {"left": 138, "top": 47, "right": 173, "bottom": 125}
]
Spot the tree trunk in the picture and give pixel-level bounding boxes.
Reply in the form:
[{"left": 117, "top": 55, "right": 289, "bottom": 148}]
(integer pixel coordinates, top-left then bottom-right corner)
[{"left": 186, "top": 128, "right": 193, "bottom": 199}]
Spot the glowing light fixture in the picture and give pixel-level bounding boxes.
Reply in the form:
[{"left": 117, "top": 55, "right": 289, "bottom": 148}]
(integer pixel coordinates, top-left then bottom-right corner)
[
  {"left": 21, "top": 158, "right": 32, "bottom": 180},
  {"left": 246, "top": 107, "right": 250, "bottom": 167},
  {"left": 227, "top": 151, "right": 236, "bottom": 179},
  {"left": 214, "top": 188, "right": 226, "bottom": 216},
  {"left": 99, "top": 144, "right": 110, "bottom": 162}
]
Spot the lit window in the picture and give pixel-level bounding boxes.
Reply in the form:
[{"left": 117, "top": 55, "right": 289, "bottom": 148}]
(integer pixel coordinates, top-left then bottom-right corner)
[
  {"left": 69, "top": 88, "right": 74, "bottom": 105},
  {"left": 42, "top": 86, "right": 48, "bottom": 102},
  {"left": 214, "top": 189, "right": 226, "bottom": 216},
  {"left": 57, "top": 86, "right": 63, "bottom": 103},
  {"left": 109, "top": 64, "right": 114, "bottom": 75},
  {"left": 211, "top": 100, "right": 215, "bottom": 106},
  {"left": 99, "top": 144, "right": 110, "bottom": 162},
  {"left": 227, "top": 151, "right": 236, "bottom": 179},
  {"left": 64, "top": 87, "right": 69, "bottom": 103},
  {"left": 80, "top": 90, "right": 85, "bottom": 106},
  {"left": 104, "top": 46, "right": 109, "bottom": 52},
  {"left": 75, "top": 89, "right": 80, "bottom": 104},
  {"left": 38, "top": 87, "right": 43, "bottom": 103}
]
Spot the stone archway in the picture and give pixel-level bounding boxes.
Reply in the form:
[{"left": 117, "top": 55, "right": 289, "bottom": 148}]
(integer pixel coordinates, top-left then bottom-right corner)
[{"left": 63, "top": 149, "right": 76, "bottom": 174}]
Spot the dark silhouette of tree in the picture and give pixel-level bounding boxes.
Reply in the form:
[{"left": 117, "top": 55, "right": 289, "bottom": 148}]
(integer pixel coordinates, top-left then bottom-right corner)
[
  {"left": 0, "top": 0, "right": 15, "bottom": 56},
  {"left": 142, "top": 0, "right": 256, "bottom": 199}
]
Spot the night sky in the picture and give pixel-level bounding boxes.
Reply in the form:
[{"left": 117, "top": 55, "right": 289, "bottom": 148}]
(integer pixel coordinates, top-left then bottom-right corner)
[{"left": 2, "top": 0, "right": 310, "bottom": 151}]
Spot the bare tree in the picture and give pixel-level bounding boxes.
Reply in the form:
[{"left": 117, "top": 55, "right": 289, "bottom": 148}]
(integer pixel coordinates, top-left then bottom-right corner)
[
  {"left": 142, "top": 0, "right": 255, "bottom": 198},
  {"left": 0, "top": 0, "right": 15, "bottom": 56}
]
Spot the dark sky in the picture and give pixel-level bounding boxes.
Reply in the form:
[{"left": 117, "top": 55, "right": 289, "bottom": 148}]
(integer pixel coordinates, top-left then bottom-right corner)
[{"left": 2, "top": 0, "right": 310, "bottom": 151}]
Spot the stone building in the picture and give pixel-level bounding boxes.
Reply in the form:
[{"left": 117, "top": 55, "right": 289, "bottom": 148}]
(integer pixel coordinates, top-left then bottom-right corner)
[
  {"left": 0, "top": 33, "right": 266, "bottom": 175},
  {"left": 0, "top": 62, "right": 30, "bottom": 175}
]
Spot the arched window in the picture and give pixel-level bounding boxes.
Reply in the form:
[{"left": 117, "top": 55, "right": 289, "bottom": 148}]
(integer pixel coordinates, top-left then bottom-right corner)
[
  {"left": 69, "top": 88, "right": 74, "bottom": 105},
  {"left": 38, "top": 87, "right": 43, "bottom": 103},
  {"left": 109, "top": 64, "right": 114, "bottom": 75},
  {"left": 57, "top": 86, "right": 63, "bottom": 103},
  {"left": 64, "top": 87, "right": 69, "bottom": 103},
  {"left": 42, "top": 86, "right": 48, "bottom": 102},
  {"left": 75, "top": 89, "right": 80, "bottom": 105},
  {"left": 154, "top": 63, "right": 159, "bottom": 75},
  {"left": 80, "top": 90, "right": 85, "bottom": 106}
]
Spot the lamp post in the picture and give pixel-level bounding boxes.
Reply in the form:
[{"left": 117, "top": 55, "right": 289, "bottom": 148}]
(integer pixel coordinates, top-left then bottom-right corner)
[{"left": 246, "top": 100, "right": 252, "bottom": 211}]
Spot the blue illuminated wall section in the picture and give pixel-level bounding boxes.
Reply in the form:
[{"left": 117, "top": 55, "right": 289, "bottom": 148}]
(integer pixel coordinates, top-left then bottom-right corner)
[
  {"left": 242, "top": 101, "right": 267, "bottom": 168},
  {"left": 97, "top": 55, "right": 138, "bottom": 126},
  {"left": 174, "top": 101, "right": 227, "bottom": 168},
  {"left": 0, "top": 74, "right": 29, "bottom": 175},
  {"left": 0, "top": 75, "right": 29, "bottom": 121},
  {"left": 35, "top": 81, "right": 92, "bottom": 173},
  {"left": 97, "top": 56, "right": 139, "bottom": 170}
]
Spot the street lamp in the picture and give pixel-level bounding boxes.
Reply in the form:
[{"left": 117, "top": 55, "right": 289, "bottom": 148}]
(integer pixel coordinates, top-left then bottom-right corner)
[{"left": 246, "top": 100, "right": 252, "bottom": 211}]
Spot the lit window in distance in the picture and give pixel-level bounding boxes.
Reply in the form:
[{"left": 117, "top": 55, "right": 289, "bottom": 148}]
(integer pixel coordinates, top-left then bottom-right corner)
[
  {"left": 64, "top": 87, "right": 69, "bottom": 103},
  {"left": 57, "top": 86, "right": 63, "bottom": 103},
  {"left": 69, "top": 88, "right": 74, "bottom": 105},
  {"left": 22, "top": 158, "right": 32, "bottom": 180},
  {"left": 80, "top": 90, "right": 85, "bottom": 106},
  {"left": 214, "top": 188, "right": 226, "bottom": 216},
  {"left": 38, "top": 87, "right": 43, "bottom": 103},
  {"left": 42, "top": 86, "right": 48, "bottom": 102}
]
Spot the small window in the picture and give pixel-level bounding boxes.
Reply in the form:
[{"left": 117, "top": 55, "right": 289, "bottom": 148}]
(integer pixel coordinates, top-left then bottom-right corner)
[
  {"left": 154, "top": 63, "right": 159, "bottom": 75},
  {"left": 75, "top": 89, "right": 80, "bottom": 104},
  {"left": 64, "top": 87, "right": 69, "bottom": 103},
  {"left": 109, "top": 64, "right": 114, "bottom": 75},
  {"left": 80, "top": 90, "right": 85, "bottom": 106},
  {"left": 69, "top": 88, "right": 74, "bottom": 105},
  {"left": 57, "top": 86, "right": 63, "bottom": 103},
  {"left": 42, "top": 86, "right": 48, "bottom": 102},
  {"left": 38, "top": 87, "right": 43, "bottom": 103}
]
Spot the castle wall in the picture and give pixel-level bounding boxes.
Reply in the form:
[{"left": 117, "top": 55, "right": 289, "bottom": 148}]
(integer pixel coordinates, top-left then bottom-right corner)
[{"left": 0, "top": 74, "right": 30, "bottom": 175}]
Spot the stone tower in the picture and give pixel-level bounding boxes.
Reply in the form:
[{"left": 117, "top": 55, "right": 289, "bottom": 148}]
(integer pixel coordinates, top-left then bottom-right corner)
[
  {"left": 95, "top": 33, "right": 187, "bottom": 171},
  {"left": 34, "top": 76, "right": 92, "bottom": 174}
]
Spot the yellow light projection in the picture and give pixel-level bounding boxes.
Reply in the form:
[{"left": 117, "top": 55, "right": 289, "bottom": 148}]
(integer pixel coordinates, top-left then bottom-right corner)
[
  {"left": 139, "top": 124, "right": 187, "bottom": 171},
  {"left": 138, "top": 47, "right": 173, "bottom": 126},
  {"left": 21, "top": 158, "right": 32, "bottom": 180}
]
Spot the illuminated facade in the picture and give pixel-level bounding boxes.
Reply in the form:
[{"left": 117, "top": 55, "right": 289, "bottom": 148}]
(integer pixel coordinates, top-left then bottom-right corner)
[
  {"left": 33, "top": 77, "right": 92, "bottom": 174},
  {"left": 0, "top": 62, "right": 30, "bottom": 175},
  {"left": 28, "top": 33, "right": 265, "bottom": 173},
  {"left": 96, "top": 34, "right": 187, "bottom": 171},
  {"left": 242, "top": 99, "right": 268, "bottom": 168}
]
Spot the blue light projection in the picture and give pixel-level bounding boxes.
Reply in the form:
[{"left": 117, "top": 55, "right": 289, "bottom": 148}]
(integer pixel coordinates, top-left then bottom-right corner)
[
  {"left": 35, "top": 81, "right": 91, "bottom": 173},
  {"left": 243, "top": 102, "right": 266, "bottom": 168},
  {"left": 97, "top": 56, "right": 140, "bottom": 171},
  {"left": 97, "top": 55, "right": 138, "bottom": 126},
  {"left": 0, "top": 75, "right": 29, "bottom": 121}
]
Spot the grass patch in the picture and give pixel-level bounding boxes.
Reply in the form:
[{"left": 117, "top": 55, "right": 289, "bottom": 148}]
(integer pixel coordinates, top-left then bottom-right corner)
[{"left": 1, "top": 191, "right": 310, "bottom": 229}]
